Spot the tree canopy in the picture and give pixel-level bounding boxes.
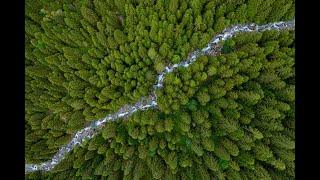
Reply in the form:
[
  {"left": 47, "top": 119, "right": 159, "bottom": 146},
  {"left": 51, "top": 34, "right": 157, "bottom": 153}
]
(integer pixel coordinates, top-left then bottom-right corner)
[{"left": 25, "top": 0, "right": 294, "bottom": 179}]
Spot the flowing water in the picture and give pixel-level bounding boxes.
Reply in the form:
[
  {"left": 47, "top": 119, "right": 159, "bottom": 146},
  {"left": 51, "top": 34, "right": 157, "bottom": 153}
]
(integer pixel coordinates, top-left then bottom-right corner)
[{"left": 25, "top": 19, "right": 295, "bottom": 173}]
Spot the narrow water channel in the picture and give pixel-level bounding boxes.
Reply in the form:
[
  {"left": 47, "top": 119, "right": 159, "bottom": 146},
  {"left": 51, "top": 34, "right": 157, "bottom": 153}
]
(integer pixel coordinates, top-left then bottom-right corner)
[{"left": 25, "top": 19, "right": 295, "bottom": 173}]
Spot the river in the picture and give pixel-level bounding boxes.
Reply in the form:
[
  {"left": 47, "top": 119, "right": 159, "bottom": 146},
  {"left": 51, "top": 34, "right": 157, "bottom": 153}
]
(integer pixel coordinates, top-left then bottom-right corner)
[{"left": 25, "top": 19, "right": 295, "bottom": 173}]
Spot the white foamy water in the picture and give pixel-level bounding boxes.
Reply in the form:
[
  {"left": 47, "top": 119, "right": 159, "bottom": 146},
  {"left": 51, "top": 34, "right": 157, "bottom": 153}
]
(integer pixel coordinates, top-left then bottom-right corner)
[{"left": 25, "top": 19, "right": 295, "bottom": 173}]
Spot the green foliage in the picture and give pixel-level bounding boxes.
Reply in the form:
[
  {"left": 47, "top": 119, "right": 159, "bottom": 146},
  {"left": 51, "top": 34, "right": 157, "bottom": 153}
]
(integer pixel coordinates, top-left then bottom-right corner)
[
  {"left": 25, "top": 0, "right": 294, "bottom": 179},
  {"left": 33, "top": 29, "right": 294, "bottom": 179}
]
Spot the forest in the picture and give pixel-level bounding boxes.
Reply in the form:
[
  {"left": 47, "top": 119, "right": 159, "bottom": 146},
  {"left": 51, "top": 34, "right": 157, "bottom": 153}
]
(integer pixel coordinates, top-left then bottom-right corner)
[{"left": 25, "top": 0, "right": 295, "bottom": 179}]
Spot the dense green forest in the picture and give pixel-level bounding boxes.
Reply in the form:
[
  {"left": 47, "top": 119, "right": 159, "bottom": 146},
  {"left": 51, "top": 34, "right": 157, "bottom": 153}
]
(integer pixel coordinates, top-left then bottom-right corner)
[
  {"left": 26, "top": 29, "right": 295, "bottom": 179},
  {"left": 25, "top": 0, "right": 295, "bottom": 179}
]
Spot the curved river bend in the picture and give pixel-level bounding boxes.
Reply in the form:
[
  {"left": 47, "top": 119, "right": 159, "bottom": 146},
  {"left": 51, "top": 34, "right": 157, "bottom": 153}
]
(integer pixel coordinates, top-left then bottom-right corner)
[{"left": 26, "top": 19, "right": 295, "bottom": 173}]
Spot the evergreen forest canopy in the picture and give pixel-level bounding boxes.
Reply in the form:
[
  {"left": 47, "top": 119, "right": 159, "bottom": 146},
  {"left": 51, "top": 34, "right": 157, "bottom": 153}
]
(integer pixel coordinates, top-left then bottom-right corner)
[{"left": 25, "top": 0, "right": 295, "bottom": 179}]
